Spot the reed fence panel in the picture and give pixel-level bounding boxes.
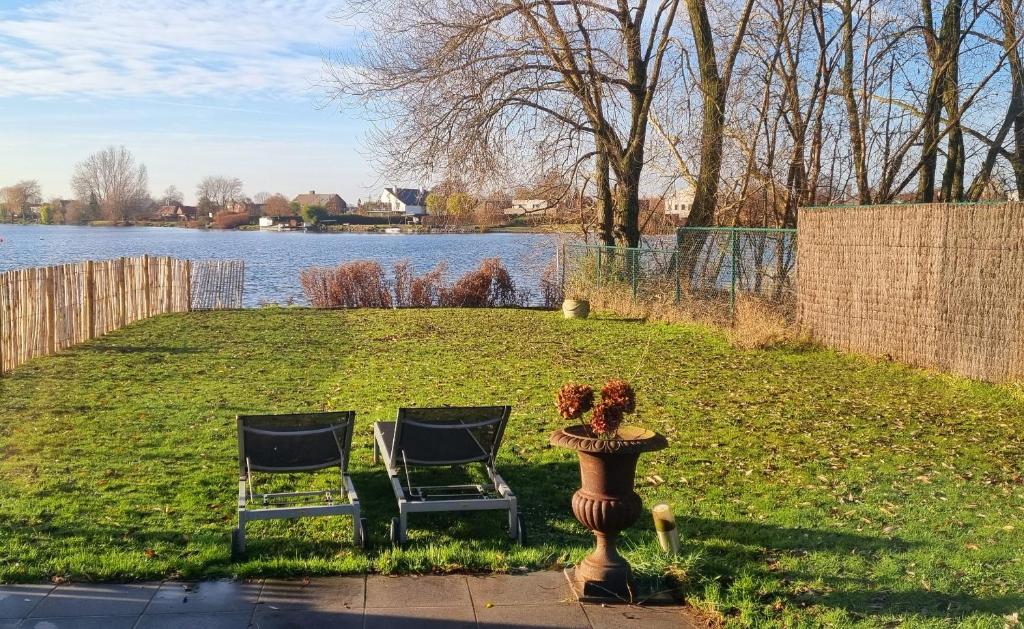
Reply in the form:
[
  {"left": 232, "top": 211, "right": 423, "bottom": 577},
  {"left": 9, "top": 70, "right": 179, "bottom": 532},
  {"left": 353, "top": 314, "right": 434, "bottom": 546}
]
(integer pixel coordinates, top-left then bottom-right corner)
[
  {"left": 797, "top": 202, "right": 1024, "bottom": 382},
  {"left": 0, "top": 256, "right": 239, "bottom": 375}
]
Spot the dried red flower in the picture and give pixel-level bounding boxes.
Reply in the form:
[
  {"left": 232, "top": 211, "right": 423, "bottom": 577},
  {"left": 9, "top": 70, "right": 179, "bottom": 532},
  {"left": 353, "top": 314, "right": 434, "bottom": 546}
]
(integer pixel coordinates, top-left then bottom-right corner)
[
  {"left": 556, "top": 383, "right": 594, "bottom": 420},
  {"left": 590, "top": 402, "right": 624, "bottom": 436},
  {"left": 601, "top": 379, "right": 636, "bottom": 414}
]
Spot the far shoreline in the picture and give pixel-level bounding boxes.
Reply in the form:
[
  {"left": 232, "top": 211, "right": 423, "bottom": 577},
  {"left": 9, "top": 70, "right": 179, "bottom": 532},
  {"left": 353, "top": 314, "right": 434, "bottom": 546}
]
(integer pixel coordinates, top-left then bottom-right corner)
[{"left": 0, "top": 220, "right": 589, "bottom": 236}]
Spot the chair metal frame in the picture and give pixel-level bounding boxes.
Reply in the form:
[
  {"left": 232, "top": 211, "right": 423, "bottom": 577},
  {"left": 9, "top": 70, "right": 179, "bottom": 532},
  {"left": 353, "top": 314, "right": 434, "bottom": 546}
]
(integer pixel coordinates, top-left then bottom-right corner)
[
  {"left": 372, "top": 405, "right": 520, "bottom": 545},
  {"left": 234, "top": 411, "right": 365, "bottom": 555}
]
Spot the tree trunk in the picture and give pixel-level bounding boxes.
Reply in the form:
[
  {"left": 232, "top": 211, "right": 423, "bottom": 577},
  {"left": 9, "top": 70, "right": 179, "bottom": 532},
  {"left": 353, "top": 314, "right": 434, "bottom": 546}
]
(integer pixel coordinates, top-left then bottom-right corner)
[
  {"left": 840, "top": 0, "right": 871, "bottom": 204},
  {"left": 683, "top": 0, "right": 724, "bottom": 229},
  {"left": 917, "top": 0, "right": 961, "bottom": 202},
  {"left": 595, "top": 150, "right": 615, "bottom": 246}
]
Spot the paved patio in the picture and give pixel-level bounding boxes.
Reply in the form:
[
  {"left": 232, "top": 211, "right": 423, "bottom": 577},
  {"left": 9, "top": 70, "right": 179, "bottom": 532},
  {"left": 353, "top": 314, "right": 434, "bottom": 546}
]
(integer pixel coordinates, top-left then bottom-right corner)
[{"left": 0, "top": 571, "right": 699, "bottom": 628}]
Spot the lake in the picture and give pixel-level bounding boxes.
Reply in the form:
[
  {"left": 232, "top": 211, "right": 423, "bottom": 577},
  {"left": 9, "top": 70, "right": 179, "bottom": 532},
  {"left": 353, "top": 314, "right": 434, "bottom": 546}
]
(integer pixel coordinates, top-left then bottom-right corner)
[{"left": 0, "top": 225, "right": 559, "bottom": 306}]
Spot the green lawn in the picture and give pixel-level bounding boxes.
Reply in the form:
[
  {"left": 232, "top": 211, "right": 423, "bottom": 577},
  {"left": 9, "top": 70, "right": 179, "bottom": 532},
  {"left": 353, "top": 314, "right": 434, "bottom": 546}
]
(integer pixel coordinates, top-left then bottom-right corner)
[{"left": 0, "top": 308, "right": 1022, "bottom": 627}]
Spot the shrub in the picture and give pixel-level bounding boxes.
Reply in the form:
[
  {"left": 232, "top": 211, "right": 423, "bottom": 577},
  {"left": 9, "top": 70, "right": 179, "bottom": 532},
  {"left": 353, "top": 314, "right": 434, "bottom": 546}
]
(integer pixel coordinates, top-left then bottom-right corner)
[
  {"left": 410, "top": 262, "right": 447, "bottom": 307},
  {"left": 729, "top": 297, "right": 794, "bottom": 350},
  {"left": 539, "top": 260, "right": 563, "bottom": 308},
  {"left": 441, "top": 258, "right": 518, "bottom": 307},
  {"left": 393, "top": 260, "right": 413, "bottom": 307},
  {"left": 299, "top": 261, "right": 393, "bottom": 308}
]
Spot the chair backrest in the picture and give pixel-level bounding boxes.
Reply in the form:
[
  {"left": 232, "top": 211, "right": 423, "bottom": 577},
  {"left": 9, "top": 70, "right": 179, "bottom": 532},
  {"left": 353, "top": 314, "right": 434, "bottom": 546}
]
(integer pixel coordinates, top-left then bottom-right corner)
[
  {"left": 393, "top": 406, "right": 511, "bottom": 467},
  {"left": 237, "top": 411, "right": 356, "bottom": 475}
]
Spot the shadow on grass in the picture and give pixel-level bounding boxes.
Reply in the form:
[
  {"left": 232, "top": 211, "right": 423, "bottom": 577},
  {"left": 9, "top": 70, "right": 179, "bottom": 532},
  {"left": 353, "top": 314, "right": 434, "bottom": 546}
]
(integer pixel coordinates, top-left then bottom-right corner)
[
  {"left": 80, "top": 343, "right": 203, "bottom": 355},
  {"left": 677, "top": 515, "right": 916, "bottom": 554},
  {"left": 675, "top": 516, "right": 1024, "bottom": 621}
]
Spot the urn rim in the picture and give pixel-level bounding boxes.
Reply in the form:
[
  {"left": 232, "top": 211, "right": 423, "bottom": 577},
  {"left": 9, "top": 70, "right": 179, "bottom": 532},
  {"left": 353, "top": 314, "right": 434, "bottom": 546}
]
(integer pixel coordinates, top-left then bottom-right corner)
[{"left": 549, "top": 424, "right": 668, "bottom": 454}]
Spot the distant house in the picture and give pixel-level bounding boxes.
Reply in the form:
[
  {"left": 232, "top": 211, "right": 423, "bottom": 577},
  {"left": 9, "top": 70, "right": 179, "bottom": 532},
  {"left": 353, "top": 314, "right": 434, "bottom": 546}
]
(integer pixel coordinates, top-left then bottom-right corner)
[
  {"left": 665, "top": 188, "right": 694, "bottom": 219},
  {"left": 503, "top": 199, "right": 555, "bottom": 217},
  {"left": 379, "top": 187, "right": 429, "bottom": 216},
  {"left": 157, "top": 204, "right": 197, "bottom": 221},
  {"left": 292, "top": 191, "right": 347, "bottom": 214},
  {"left": 225, "top": 200, "right": 265, "bottom": 217}
]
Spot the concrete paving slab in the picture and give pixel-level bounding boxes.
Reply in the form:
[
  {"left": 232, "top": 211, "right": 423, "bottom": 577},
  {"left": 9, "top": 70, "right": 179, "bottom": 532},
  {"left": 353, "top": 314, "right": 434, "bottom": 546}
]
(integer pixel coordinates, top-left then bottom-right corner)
[
  {"left": 583, "top": 602, "right": 699, "bottom": 629},
  {"left": 468, "top": 572, "right": 572, "bottom": 607},
  {"left": 28, "top": 583, "right": 157, "bottom": 618},
  {"left": 258, "top": 576, "right": 365, "bottom": 611},
  {"left": 365, "top": 575, "right": 471, "bottom": 609},
  {"left": 134, "top": 611, "right": 253, "bottom": 629},
  {"left": 0, "top": 585, "right": 52, "bottom": 619},
  {"left": 20, "top": 616, "right": 140, "bottom": 629},
  {"left": 364, "top": 605, "right": 476, "bottom": 629},
  {"left": 145, "top": 580, "right": 262, "bottom": 614},
  {"left": 251, "top": 609, "right": 364, "bottom": 629},
  {"left": 475, "top": 602, "right": 590, "bottom": 628}
]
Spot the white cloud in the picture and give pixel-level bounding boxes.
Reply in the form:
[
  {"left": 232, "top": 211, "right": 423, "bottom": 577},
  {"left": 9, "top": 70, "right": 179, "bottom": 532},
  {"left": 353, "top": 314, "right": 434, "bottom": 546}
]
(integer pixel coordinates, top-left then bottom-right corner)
[{"left": 0, "top": 0, "right": 353, "bottom": 97}]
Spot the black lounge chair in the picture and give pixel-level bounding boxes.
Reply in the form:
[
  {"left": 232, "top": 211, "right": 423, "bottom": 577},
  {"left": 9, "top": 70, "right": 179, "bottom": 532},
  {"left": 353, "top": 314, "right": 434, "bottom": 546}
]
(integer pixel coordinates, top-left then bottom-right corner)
[
  {"left": 233, "top": 411, "right": 366, "bottom": 556},
  {"left": 372, "top": 405, "right": 523, "bottom": 546}
]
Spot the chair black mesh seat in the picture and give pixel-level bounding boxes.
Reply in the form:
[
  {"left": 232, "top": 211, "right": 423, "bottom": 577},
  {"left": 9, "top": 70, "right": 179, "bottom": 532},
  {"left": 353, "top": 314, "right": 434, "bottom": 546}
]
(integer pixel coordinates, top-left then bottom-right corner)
[
  {"left": 240, "top": 412, "right": 354, "bottom": 472},
  {"left": 378, "top": 419, "right": 494, "bottom": 468}
]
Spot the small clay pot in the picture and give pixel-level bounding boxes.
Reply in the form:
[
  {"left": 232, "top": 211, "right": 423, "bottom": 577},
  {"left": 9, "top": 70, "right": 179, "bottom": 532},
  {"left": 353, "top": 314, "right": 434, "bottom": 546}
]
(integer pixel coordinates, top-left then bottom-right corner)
[{"left": 562, "top": 299, "right": 590, "bottom": 319}]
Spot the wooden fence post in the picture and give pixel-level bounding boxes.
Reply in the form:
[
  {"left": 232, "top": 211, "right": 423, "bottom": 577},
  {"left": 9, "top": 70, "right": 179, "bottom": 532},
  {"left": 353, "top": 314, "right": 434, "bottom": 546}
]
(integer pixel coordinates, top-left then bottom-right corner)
[
  {"left": 164, "top": 257, "right": 173, "bottom": 314},
  {"left": 0, "top": 271, "right": 6, "bottom": 374},
  {"left": 184, "top": 260, "right": 192, "bottom": 312},
  {"left": 84, "top": 260, "right": 95, "bottom": 340},
  {"left": 45, "top": 266, "right": 56, "bottom": 355},
  {"left": 143, "top": 255, "right": 152, "bottom": 318},
  {"left": 118, "top": 257, "right": 127, "bottom": 328}
]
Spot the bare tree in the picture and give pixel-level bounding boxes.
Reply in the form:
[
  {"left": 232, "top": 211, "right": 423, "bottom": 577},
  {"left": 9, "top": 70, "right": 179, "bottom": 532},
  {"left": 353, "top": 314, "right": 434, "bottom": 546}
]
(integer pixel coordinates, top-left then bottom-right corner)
[
  {"left": 0, "top": 180, "right": 42, "bottom": 219},
  {"left": 196, "top": 176, "right": 243, "bottom": 213},
  {"left": 71, "top": 146, "right": 149, "bottom": 222},
  {"left": 327, "top": 0, "right": 683, "bottom": 247},
  {"left": 160, "top": 185, "right": 184, "bottom": 207}
]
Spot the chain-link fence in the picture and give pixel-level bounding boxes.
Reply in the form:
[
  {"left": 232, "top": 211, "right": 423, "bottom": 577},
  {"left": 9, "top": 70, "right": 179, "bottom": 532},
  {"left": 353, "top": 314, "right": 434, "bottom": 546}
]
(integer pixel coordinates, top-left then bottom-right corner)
[{"left": 559, "top": 227, "right": 796, "bottom": 322}]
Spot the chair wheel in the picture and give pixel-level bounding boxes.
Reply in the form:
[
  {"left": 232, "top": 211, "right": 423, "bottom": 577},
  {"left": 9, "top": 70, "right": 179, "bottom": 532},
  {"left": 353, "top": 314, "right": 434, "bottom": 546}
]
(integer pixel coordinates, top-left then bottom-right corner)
[
  {"left": 389, "top": 517, "right": 402, "bottom": 547},
  {"left": 516, "top": 511, "right": 527, "bottom": 546},
  {"left": 357, "top": 518, "right": 369, "bottom": 549}
]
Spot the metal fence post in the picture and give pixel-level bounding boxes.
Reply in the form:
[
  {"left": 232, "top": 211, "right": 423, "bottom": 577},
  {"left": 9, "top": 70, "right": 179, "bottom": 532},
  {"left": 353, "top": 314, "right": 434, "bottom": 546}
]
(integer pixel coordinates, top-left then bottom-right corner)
[
  {"left": 559, "top": 242, "right": 566, "bottom": 294},
  {"left": 630, "top": 248, "right": 639, "bottom": 300},
  {"left": 596, "top": 246, "right": 602, "bottom": 290},
  {"left": 730, "top": 230, "right": 738, "bottom": 319},
  {"left": 673, "top": 251, "right": 681, "bottom": 304}
]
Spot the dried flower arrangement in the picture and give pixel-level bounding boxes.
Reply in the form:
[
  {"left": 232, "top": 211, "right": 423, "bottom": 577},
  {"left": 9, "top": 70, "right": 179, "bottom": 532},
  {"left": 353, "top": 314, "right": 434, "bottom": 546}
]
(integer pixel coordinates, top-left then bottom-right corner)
[{"left": 555, "top": 379, "right": 637, "bottom": 438}]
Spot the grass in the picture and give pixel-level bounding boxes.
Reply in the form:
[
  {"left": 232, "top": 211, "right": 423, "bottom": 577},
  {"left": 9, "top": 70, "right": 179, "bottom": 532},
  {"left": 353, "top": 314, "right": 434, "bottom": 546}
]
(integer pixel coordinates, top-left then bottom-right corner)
[{"left": 0, "top": 308, "right": 1022, "bottom": 627}]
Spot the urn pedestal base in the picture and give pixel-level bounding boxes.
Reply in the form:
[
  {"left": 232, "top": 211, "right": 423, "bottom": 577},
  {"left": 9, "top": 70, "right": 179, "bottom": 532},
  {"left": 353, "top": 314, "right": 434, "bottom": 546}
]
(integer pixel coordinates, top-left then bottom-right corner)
[{"left": 563, "top": 562, "right": 634, "bottom": 603}]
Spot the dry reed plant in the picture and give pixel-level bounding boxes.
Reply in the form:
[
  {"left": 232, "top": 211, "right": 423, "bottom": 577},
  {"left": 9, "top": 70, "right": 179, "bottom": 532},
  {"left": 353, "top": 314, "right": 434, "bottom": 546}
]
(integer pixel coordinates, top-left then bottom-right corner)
[
  {"left": 729, "top": 297, "right": 794, "bottom": 350},
  {"left": 299, "top": 261, "right": 393, "bottom": 308},
  {"left": 442, "top": 258, "right": 518, "bottom": 307},
  {"left": 409, "top": 262, "right": 447, "bottom": 307},
  {"left": 538, "top": 260, "right": 563, "bottom": 308},
  {"left": 393, "top": 260, "right": 413, "bottom": 307}
]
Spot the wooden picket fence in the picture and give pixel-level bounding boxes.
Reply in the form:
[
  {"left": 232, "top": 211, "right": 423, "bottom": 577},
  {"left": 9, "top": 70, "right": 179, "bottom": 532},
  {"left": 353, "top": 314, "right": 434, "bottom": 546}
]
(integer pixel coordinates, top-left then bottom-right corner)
[{"left": 0, "top": 256, "right": 243, "bottom": 375}]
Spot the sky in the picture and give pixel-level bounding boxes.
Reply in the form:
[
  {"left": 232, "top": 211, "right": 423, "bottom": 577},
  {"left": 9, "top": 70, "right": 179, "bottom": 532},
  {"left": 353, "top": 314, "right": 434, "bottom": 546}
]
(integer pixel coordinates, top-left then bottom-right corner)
[{"left": 0, "top": 0, "right": 387, "bottom": 205}]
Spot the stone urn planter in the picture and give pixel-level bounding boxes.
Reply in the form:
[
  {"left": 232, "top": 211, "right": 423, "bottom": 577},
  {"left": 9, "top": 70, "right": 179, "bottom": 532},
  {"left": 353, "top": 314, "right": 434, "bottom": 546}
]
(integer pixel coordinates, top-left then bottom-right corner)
[
  {"left": 550, "top": 424, "right": 668, "bottom": 603},
  {"left": 562, "top": 299, "right": 590, "bottom": 319}
]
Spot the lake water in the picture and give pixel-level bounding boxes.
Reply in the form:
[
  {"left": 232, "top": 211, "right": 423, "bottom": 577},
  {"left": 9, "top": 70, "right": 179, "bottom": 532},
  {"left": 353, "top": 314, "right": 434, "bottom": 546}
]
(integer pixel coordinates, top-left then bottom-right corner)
[{"left": 0, "top": 224, "right": 559, "bottom": 306}]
